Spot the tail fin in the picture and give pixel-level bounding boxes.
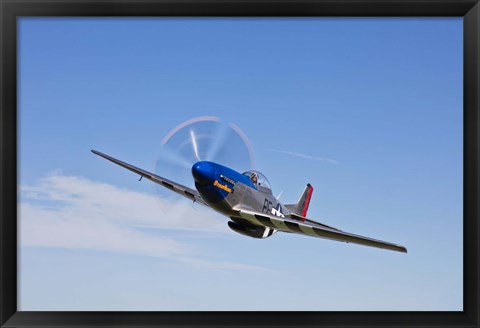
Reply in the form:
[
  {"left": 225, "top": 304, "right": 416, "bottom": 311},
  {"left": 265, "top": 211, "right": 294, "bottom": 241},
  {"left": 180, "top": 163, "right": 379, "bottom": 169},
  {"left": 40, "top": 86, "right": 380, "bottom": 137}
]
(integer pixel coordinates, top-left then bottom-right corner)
[{"left": 285, "top": 183, "right": 314, "bottom": 216}]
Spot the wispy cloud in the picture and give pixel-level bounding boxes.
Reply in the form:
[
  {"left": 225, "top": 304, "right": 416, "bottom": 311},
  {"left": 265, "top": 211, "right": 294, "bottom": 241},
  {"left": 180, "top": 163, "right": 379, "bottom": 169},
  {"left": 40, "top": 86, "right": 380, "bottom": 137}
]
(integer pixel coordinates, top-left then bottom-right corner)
[
  {"left": 265, "top": 148, "right": 338, "bottom": 164},
  {"left": 19, "top": 172, "right": 271, "bottom": 272}
]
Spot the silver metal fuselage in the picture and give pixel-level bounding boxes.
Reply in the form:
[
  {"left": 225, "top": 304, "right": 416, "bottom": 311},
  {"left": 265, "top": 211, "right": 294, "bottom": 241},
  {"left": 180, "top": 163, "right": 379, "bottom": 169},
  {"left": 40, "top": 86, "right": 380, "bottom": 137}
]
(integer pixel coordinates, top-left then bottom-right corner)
[{"left": 191, "top": 161, "right": 289, "bottom": 220}]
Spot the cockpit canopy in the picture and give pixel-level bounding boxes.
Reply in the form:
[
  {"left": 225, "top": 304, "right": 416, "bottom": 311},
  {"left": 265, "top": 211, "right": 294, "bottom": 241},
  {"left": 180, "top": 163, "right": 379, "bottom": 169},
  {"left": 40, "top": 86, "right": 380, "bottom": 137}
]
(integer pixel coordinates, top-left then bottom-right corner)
[{"left": 242, "top": 170, "right": 272, "bottom": 193}]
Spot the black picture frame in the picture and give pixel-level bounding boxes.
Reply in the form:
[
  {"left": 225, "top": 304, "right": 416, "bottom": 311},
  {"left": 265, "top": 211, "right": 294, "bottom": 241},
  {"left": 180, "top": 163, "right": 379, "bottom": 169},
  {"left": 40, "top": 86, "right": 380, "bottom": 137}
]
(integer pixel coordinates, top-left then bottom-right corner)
[{"left": 1, "top": 0, "right": 478, "bottom": 327}]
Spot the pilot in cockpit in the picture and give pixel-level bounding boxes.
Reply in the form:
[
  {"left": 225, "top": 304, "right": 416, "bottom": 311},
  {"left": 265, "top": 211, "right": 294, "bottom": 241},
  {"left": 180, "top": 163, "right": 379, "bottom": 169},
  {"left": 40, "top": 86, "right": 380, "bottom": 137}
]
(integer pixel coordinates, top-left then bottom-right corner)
[{"left": 250, "top": 172, "right": 258, "bottom": 185}]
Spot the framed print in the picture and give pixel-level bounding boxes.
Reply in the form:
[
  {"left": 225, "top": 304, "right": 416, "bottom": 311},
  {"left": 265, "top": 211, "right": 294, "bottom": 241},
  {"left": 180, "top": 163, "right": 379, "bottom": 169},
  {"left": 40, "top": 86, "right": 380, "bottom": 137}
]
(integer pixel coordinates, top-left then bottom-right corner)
[{"left": 1, "top": 0, "right": 478, "bottom": 327}]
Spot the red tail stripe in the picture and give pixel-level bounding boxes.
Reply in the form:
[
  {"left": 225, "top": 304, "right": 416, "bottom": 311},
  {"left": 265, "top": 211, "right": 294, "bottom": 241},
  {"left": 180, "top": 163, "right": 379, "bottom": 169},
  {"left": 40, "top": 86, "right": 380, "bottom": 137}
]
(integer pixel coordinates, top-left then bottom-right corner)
[{"left": 301, "top": 184, "right": 313, "bottom": 217}]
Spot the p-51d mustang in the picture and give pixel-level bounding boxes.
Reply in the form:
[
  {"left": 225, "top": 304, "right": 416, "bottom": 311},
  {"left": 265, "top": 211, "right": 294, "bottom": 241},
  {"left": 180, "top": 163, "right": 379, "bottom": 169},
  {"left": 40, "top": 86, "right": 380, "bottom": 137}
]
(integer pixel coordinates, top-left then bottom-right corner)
[{"left": 92, "top": 150, "right": 407, "bottom": 253}]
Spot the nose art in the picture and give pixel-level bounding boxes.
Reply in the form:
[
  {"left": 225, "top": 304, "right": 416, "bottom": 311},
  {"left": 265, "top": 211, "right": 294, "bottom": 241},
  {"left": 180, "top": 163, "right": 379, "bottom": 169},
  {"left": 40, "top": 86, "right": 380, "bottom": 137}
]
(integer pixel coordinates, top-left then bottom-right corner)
[{"left": 191, "top": 161, "right": 213, "bottom": 185}]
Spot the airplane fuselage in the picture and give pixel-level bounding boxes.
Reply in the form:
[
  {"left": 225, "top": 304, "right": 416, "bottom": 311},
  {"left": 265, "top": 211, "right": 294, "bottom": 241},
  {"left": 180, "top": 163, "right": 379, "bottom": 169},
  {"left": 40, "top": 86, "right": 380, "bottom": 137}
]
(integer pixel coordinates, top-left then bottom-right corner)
[{"left": 192, "top": 161, "right": 287, "bottom": 237}]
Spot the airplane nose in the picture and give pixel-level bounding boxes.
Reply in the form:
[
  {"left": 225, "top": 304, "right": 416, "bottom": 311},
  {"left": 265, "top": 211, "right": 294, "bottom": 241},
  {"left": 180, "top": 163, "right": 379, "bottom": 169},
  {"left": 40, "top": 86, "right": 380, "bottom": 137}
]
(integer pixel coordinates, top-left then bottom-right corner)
[{"left": 192, "top": 161, "right": 214, "bottom": 185}]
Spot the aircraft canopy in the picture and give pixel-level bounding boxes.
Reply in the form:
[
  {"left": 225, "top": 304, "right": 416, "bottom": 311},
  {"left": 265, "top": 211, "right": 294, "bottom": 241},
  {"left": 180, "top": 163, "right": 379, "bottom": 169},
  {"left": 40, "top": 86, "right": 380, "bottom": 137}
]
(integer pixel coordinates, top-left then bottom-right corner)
[{"left": 242, "top": 170, "right": 272, "bottom": 191}]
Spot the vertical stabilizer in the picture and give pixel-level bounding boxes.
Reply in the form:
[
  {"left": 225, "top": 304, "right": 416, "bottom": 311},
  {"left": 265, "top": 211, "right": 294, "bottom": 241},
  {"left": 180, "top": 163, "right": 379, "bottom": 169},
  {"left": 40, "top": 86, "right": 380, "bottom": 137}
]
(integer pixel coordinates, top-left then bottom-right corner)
[{"left": 285, "top": 183, "right": 314, "bottom": 216}]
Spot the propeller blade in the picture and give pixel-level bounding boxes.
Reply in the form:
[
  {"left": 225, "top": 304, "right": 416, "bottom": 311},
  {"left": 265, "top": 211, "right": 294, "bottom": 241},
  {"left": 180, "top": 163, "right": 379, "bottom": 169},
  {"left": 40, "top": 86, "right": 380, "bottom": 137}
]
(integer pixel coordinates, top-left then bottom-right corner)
[{"left": 189, "top": 129, "right": 201, "bottom": 161}]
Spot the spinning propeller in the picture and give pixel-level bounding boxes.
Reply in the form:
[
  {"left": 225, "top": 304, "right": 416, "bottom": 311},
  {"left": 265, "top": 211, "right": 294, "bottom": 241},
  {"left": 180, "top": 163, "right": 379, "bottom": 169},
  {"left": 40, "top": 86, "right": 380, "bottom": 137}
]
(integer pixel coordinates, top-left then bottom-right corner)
[{"left": 154, "top": 116, "right": 255, "bottom": 198}]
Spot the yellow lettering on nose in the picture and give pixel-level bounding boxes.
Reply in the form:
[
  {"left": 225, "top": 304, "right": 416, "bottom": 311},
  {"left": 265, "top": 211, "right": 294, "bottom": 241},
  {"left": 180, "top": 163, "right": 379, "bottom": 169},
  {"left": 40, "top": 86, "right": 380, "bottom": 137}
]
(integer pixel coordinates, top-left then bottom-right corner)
[{"left": 213, "top": 180, "right": 232, "bottom": 193}]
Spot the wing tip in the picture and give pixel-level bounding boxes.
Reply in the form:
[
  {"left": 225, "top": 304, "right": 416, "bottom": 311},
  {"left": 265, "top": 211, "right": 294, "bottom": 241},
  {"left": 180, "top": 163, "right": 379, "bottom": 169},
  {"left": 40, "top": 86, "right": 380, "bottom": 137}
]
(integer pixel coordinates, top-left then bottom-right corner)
[
  {"left": 392, "top": 245, "right": 408, "bottom": 253},
  {"left": 91, "top": 149, "right": 107, "bottom": 158}
]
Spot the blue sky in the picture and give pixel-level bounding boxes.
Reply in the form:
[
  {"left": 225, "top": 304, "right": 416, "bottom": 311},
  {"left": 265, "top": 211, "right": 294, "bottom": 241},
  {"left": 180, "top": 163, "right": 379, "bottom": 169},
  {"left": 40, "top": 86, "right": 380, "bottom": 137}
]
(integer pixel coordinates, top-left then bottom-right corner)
[{"left": 18, "top": 17, "right": 462, "bottom": 311}]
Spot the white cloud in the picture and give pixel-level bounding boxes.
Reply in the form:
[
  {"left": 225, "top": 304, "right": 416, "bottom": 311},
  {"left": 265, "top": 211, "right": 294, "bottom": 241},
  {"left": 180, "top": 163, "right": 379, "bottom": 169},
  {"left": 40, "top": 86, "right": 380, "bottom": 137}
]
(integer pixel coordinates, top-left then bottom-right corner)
[
  {"left": 20, "top": 202, "right": 188, "bottom": 258},
  {"left": 265, "top": 148, "right": 338, "bottom": 164},
  {"left": 19, "top": 172, "right": 271, "bottom": 272},
  {"left": 21, "top": 172, "right": 225, "bottom": 232}
]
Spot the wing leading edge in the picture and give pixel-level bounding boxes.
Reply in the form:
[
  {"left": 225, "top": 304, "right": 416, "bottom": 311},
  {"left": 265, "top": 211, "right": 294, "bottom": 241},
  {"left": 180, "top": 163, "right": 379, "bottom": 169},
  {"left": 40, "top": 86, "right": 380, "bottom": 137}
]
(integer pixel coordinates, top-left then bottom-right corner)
[
  {"left": 91, "top": 150, "right": 208, "bottom": 207},
  {"left": 236, "top": 209, "right": 407, "bottom": 253}
]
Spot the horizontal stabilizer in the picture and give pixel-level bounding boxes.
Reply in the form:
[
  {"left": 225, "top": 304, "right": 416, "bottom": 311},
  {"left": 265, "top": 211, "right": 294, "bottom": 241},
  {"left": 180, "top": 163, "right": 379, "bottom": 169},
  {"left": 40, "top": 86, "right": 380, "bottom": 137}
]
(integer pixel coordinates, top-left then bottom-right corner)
[{"left": 290, "top": 213, "right": 341, "bottom": 231}]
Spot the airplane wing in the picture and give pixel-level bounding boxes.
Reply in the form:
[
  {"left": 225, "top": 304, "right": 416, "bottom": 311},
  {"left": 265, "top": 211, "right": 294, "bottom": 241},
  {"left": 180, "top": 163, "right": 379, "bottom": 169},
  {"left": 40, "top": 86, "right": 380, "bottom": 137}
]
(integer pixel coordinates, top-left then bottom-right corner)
[
  {"left": 235, "top": 209, "right": 407, "bottom": 253},
  {"left": 91, "top": 150, "right": 208, "bottom": 207}
]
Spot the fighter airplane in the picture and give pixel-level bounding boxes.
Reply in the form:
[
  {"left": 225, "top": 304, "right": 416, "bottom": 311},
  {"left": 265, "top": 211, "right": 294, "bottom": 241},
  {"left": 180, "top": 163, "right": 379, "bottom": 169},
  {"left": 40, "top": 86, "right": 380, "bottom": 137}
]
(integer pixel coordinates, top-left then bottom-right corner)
[{"left": 92, "top": 150, "right": 407, "bottom": 253}]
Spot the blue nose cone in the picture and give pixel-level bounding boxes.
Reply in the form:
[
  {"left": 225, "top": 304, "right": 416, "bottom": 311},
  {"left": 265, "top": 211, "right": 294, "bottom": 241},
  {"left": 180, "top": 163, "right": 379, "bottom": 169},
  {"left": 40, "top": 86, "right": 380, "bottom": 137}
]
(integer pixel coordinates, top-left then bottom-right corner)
[{"left": 192, "top": 161, "right": 214, "bottom": 185}]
